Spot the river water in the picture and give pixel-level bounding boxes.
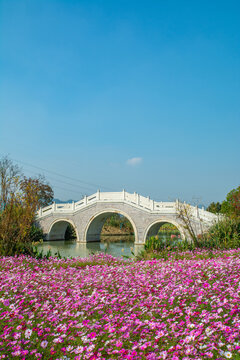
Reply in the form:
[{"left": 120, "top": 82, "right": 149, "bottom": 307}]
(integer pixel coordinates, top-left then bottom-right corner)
[
  {"left": 37, "top": 236, "right": 145, "bottom": 258},
  {"left": 37, "top": 231, "right": 181, "bottom": 258}
]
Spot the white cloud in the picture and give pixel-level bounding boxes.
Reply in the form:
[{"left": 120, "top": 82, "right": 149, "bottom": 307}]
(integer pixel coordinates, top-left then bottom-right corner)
[{"left": 126, "top": 157, "right": 142, "bottom": 166}]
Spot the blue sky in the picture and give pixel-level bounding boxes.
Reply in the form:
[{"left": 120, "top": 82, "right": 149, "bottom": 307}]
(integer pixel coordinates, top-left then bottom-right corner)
[{"left": 0, "top": 0, "right": 239, "bottom": 204}]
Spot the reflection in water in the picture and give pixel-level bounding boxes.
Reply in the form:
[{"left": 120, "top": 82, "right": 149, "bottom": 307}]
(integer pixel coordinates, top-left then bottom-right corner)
[{"left": 37, "top": 236, "right": 144, "bottom": 258}]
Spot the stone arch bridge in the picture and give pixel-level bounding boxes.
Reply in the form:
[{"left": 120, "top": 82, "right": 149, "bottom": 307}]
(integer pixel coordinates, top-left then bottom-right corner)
[{"left": 36, "top": 191, "right": 218, "bottom": 244}]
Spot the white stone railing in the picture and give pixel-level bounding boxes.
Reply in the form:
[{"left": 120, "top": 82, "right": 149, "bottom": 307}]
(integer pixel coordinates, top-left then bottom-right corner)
[
  {"left": 37, "top": 190, "right": 217, "bottom": 224},
  {"left": 189, "top": 205, "right": 219, "bottom": 224}
]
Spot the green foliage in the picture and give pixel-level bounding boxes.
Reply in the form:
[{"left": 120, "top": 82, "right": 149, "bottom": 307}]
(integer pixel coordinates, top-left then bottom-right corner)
[
  {"left": 108, "top": 214, "right": 120, "bottom": 227},
  {"left": 206, "top": 201, "right": 222, "bottom": 214},
  {"left": 206, "top": 217, "right": 240, "bottom": 249},
  {"left": 221, "top": 186, "right": 240, "bottom": 217},
  {"left": 31, "top": 245, "right": 63, "bottom": 260},
  {"left": 103, "top": 214, "right": 134, "bottom": 234},
  {"left": 29, "top": 224, "right": 44, "bottom": 243},
  {"left": 136, "top": 236, "right": 190, "bottom": 260},
  {"left": 139, "top": 217, "right": 240, "bottom": 260},
  {"left": 145, "top": 235, "right": 179, "bottom": 252},
  {"left": 20, "top": 175, "right": 54, "bottom": 208},
  {"left": 65, "top": 224, "right": 77, "bottom": 240},
  {"left": 206, "top": 186, "right": 240, "bottom": 217},
  {"left": 0, "top": 222, "right": 43, "bottom": 257},
  {"left": 0, "top": 197, "right": 33, "bottom": 256},
  {"left": 158, "top": 223, "right": 179, "bottom": 232},
  {"left": 220, "top": 200, "right": 231, "bottom": 214}
]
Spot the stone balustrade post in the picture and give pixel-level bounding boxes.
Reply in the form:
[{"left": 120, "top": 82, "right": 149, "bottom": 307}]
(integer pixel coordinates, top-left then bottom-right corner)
[
  {"left": 196, "top": 206, "right": 199, "bottom": 218},
  {"left": 52, "top": 202, "right": 56, "bottom": 212},
  {"left": 175, "top": 199, "right": 179, "bottom": 210},
  {"left": 151, "top": 200, "right": 154, "bottom": 211},
  {"left": 97, "top": 189, "right": 100, "bottom": 201},
  {"left": 84, "top": 195, "right": 87, "bottom": 205},
  {"left": 122, "top": 189, "right": 125, "bottom": 201},
  {"left": 72, "top": 201, "right": 75, "bottom": 211}
]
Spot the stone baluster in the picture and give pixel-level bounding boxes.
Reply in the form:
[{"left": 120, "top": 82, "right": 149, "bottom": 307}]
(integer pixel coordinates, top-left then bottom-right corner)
[
  {"left": 151, "top": 200, "right": 154, "bottom": 211},
  {"left": 97, "top": 189, "right": 100, "bottom": 201},
  {"left": 175, "top": 199, "right": 179, "bottom": 211}
]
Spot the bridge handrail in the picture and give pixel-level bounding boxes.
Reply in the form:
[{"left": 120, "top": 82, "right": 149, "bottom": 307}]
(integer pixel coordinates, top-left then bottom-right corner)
[{"left": 37, "top": 191, "right": 217, "bottom": 224}]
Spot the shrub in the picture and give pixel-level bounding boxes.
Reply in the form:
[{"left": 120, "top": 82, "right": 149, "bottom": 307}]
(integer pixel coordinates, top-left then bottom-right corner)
[
  {"left": 206, "top": 217, "right": 240, "bottom": 249},
  {"left": 0, "top": 156, "right": 54, "bottom": 257},
  {"left": 139, "top": 217, "right": 240, "bottom": 260},
  {"left": 29, "top": 224, "right": 44, "bottom": 243}
]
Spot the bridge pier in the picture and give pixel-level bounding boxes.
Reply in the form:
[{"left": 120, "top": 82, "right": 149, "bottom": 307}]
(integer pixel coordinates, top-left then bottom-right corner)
[{"left": 85, "top": 234, "right": 101, "bottom": 242}]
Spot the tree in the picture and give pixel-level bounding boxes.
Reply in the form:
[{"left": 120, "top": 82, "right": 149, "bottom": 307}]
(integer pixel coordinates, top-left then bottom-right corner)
[
  {"left": 20, "top": 175, "right": 54, "bottom": 209},
  {"left": 0, "top": 156, "right": 21, "bottom": 211},
  {"left": 221, "top": 186, "right": 240, "bottom": 217},
  {"left": 206, "top": 202, "right": 222, "bottom": 214},
  {"left": 0, "top": 156, "right": 54, "bottom": 255},
  {"left": 176, "top": 202, "right": 198, "bottom": 244}
]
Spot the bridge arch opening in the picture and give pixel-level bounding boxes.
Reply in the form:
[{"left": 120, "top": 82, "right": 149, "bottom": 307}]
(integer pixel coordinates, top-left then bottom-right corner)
[
  {"left": 145, "top": 220, "right": 185, "bottom": 243},
  {"left": 85, "top": 210, "right": 137, "bottom": 242},
  {"left": 48, "top": 219, "right": 78, "bottom": 241}
]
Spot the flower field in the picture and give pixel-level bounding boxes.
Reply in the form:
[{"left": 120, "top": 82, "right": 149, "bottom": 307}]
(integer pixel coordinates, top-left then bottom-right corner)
[{"left": 0, "top": 250, "right": 240, "bottom": 359}]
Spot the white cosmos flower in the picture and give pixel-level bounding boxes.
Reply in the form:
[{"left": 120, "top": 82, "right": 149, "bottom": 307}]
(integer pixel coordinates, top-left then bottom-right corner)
[{"left": 25, "top": 329, "right": 32, "bottom": 339}]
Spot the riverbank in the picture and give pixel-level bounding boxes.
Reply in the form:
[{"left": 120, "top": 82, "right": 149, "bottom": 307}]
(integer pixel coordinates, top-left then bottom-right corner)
[
  {"left": 0, "top": 250, "right": 240, "bottom": 359},
  {"left": 101, "top": 224, "right": 133, "bottom": 236}
]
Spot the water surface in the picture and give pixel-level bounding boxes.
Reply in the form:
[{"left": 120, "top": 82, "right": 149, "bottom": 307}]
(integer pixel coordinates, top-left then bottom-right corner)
[{"left": 37, "top": 236, "right": 143, "bottom": 258}]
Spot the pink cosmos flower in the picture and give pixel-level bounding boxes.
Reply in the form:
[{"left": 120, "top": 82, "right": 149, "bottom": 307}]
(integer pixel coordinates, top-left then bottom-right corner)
[{"left": 40, "top": 341, "right": 48, "bottom": 349}]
